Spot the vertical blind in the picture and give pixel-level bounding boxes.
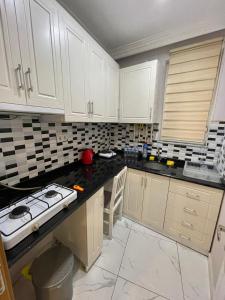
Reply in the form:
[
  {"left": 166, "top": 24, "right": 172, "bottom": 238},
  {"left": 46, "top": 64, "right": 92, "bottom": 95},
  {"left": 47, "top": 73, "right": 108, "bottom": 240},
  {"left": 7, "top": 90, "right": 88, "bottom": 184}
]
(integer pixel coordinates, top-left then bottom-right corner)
[{"left": 161, "top": 37, "right": 224, "bottom": 143}]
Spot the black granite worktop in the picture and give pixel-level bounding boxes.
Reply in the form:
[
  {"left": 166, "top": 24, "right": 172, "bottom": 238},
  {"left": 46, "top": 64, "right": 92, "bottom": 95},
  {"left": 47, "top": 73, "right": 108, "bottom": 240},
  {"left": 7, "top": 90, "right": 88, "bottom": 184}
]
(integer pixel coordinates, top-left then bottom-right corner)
[{"left": 1, "top": 153, "right": 224, "bottom": 266}]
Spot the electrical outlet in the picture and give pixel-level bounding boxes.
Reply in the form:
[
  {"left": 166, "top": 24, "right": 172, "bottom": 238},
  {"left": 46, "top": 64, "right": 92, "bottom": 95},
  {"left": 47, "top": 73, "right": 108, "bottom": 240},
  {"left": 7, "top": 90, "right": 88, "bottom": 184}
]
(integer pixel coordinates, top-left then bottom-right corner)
[{"left": 57, "top": 133, "right": 67, "bottom": 143}]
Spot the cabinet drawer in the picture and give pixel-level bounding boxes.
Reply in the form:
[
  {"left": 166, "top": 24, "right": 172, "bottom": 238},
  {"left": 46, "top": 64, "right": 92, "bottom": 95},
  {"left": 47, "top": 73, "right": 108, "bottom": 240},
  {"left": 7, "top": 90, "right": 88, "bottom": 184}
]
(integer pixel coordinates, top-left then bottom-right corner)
[
  {"left": 164, "top": 219, "right": 212, "bottom": 252},
  {"left": 164, "top": 212, "right": 215, "bottom": 238},
  {"left": 169, "top": 179, "right": 223, "bottom": 205},
  {"left": 167, "top": 192, "right": 220, "bottom": 221}
]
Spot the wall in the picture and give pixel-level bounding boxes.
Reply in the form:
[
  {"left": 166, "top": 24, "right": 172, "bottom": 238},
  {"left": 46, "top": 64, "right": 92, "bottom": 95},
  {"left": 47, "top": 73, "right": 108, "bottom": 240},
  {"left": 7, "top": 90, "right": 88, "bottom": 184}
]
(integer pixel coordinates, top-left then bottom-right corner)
[
  {"left": 0, "top": 115, "right": 110, "bottom": 186},
  {"left": 110, "top": 122, "right": 225, "bottom": 166}
]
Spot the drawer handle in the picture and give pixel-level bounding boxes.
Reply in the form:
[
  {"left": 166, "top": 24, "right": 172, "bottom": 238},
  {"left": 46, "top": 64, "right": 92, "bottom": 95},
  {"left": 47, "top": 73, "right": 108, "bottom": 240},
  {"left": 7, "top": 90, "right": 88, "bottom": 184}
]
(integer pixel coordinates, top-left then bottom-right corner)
[
  {"left": 183, "top": 207, "right": 197, "bottom": 216},
  {"left": 186, "top": 192, "right": 200, "bottom": 201},
  {"left": 0, "top": 270, "right": 5, "bottom": 295},
  {"left": 181, "top": 221, "right": 193, "bottom": 230},
  {"left": 179, "top": 233, "right": 191, "bottom": 241}
]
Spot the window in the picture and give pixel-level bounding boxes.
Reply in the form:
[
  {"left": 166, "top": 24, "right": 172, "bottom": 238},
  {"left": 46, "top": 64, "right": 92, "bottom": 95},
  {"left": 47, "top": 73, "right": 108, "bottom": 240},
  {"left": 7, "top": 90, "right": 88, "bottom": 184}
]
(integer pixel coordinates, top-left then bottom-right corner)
[{"left": 161, "top": 37, "right": 224, "bottom": 143}]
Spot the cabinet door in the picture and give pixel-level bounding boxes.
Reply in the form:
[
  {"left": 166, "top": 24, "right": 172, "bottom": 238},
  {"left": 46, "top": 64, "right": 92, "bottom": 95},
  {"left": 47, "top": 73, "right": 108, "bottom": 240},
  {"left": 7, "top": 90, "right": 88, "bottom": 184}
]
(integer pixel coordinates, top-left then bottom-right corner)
[
  {"left": 60, "top": 13, "right": 89, "bottom": 121},
  {"left": 88, "top": 43, "right": 105, "bottom": 120},
  {"left": 123, "top": 169, "right": 144, "bottom": 221},
  {"left": 86, "top": 188, "right": 103, "bottom": 267},
  {"left": 105, "top": 59, "right": 119, "bottom": 121},
  {"left": 141, "top": 174, "right": 169, "bottom": 230},
  {"left": 19, "top": 0, "right": 63, "bottom": 108},
  {"left": 120, "top": 60, "right": 157, "bottom": 123},
  {"left": 0, "top": 238, "right": 14, "bottom": 300},
  {"left": 0, "top": 0, "right": 26, "bottom": 105}
]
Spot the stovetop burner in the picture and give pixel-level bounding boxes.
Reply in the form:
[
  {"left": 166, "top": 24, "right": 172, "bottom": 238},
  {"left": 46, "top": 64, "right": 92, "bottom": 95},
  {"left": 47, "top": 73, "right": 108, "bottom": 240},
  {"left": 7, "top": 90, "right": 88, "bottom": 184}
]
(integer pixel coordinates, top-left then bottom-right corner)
[
  {"left": 9, "top": 205, "right": 30, "bottom": 219},
  {"left": 45, "top": 190, "right": 58, "bottom": 198}
]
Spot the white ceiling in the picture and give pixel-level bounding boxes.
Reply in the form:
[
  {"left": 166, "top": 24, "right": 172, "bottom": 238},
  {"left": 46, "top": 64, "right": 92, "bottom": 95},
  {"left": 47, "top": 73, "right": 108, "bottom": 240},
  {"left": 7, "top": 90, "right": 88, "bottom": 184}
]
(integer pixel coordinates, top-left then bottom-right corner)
[{"left": 59, "top": 0, "right": 225, "bottom": 58}]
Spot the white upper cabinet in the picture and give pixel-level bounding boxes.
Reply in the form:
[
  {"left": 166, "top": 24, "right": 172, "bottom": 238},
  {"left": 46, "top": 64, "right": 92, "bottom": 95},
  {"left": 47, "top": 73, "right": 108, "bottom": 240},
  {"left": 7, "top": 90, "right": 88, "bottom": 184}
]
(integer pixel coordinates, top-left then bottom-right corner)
[
  {"left": 120, "top": 60, "right": 158, "bottom": 123},
  {"left": 20, "top": 0, "right": 63, "bottom": 108},
  {"left": 0, "top": 0, "right": 26, "bottom": 105},
  {"left": 60, "top": 11, "right": 89, "bottom": 122},
  {"left": 88, "top": 43, "right": 105, "bottom": 120},
  {"left": 105, "top": 58, "right": 119, "bottom": 122}
]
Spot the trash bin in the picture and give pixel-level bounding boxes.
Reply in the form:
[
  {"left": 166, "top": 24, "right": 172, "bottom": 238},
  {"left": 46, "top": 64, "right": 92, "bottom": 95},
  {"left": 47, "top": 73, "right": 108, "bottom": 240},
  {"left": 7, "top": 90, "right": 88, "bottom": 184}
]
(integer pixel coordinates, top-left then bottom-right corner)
[{"left": 31, "top": 244, "right": 75, "bottom": 300}]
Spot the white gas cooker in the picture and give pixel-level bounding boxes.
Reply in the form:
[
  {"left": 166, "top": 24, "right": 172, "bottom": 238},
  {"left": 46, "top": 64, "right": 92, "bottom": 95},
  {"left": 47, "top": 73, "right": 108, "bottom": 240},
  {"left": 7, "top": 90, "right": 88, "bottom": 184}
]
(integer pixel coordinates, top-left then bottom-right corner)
[{"left": 0, "top": 183, "right": 77, "bottom": 250}]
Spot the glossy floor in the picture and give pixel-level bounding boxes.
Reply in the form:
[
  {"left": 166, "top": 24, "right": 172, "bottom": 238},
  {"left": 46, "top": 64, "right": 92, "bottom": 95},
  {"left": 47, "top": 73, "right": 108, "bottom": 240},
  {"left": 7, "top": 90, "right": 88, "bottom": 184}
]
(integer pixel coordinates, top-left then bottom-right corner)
[{"left": 14, "top": 217, "right": 211, "bottom": 300}]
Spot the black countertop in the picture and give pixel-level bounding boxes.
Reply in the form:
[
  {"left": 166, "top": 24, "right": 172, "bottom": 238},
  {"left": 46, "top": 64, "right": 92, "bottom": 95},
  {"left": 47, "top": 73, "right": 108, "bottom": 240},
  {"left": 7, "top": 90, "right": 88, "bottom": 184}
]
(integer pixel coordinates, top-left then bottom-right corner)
[{"left": 1, "top": 153, "right": 224, "bottom": 266}]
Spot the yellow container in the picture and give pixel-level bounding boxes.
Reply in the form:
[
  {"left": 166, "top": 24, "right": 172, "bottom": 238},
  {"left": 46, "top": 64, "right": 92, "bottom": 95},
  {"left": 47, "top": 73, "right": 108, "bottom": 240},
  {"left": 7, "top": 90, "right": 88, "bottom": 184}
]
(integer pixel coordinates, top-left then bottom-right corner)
[
  {"left": 149, "top": 156, "right": 155, "bottom": 161},
  {"left": 166, "top": 160, "right": 174, "bottom": 167}
]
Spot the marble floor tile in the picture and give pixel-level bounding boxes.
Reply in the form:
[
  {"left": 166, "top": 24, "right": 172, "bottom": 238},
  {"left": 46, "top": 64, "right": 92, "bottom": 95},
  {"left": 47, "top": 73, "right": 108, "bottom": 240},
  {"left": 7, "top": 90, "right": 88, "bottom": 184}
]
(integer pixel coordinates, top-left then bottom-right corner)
[
  {"left": 96, "top": 221, "right": 130, "bottom": 275},
  {"left": 178, "top": 244, "right": 211, "bottom": 300},
  {"left": 131, "top": 221, "right": 175, "bottom": 243},
  {"left": 115, "top": 216, "right": 135, "bottom": 230},
  {"left": 112, "top": 277, "right": 167, "bottom": 300},
  {"left": 73, "top": 265, "right": 117, "bottom": 300},
  {"left": 119, "top": 229, "right": 184, "bottom": 300}
]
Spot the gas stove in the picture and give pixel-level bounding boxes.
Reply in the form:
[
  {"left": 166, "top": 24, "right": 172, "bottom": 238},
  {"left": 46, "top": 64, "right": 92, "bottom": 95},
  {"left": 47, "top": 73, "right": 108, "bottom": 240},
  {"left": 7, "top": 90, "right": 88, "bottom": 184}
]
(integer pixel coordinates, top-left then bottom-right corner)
[{"left": 0, "top": 183, "right": 77, "bottom": 250}]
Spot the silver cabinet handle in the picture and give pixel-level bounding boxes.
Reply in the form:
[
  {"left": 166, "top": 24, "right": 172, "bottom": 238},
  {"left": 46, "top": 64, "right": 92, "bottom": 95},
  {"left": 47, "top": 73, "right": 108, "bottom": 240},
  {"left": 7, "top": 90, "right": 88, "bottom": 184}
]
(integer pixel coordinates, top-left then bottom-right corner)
[
  {"left": 0, "top": 269, "right": 5, "bottom": 296},
  {"left": 87, "top": 101, "right": 91, "bottom": 114},
  {"left": 181, "top": 221, "right": 193, "bottom": 230},
  {"left": 91, "top": 101, "right": 94, "bottom": 114},
  {"left": 15, "top": 64, "right": 24, "bottom": 89},
  {"left": 217, "top": 225, "right": 225, "bottom": 241},
  {"left": 186, "top": 192, "right": 200, "bottom": 201},
  {"left": 25, "top": 67, "right": 33, "bottom": 92},
  {"left": 183, "top": 207, "right": 197, "bottom": 216}
]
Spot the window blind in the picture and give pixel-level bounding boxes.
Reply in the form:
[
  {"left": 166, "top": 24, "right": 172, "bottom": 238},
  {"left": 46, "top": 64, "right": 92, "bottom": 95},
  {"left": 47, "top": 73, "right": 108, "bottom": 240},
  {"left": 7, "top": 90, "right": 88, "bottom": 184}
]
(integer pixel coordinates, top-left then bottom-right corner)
[{"left": 161, "top": 37, "right": 224, "bottom": 143}]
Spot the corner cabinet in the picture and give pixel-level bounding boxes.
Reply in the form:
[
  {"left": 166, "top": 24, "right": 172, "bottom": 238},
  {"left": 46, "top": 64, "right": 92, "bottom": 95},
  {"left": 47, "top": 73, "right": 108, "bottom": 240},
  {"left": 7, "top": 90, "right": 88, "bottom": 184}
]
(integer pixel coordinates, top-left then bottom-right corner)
[
  {"left": 0, "top": 237, "right": 15, "bottom": 300},
  {"left": 54, "top": 188, "right": 104, "bottom": 271},
  {"left": 120, "top": 60, "right": 158, "bottom": 123}
]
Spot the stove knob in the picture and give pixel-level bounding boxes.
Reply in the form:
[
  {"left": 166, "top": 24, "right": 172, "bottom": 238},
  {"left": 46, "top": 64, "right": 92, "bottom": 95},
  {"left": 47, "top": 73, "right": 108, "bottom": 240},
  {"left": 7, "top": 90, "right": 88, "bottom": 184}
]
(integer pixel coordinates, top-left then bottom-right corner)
[{"left": 32, "top": 224, "right": 39, "bottom": 232}]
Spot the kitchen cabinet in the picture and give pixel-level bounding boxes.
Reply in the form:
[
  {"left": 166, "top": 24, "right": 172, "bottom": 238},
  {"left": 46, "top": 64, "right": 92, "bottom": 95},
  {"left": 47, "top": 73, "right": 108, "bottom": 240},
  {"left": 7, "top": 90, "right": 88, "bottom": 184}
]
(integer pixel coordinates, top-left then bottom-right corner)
[
  {"left": 60, "top": 7, "right": 119, "bottom": 123},
  {"left": 88, "top": 43, "right": 105, "bottom": 121},
  {"left": 0, "top": 0, "right": 26, "bottom": 105},
  {"left": 123, "top": 169, "right": 169, "bottom": 230},
  {"left": 123, "top": 169, "right": 144, "bottom": 220},
  {"left": 105, "top": 58, "right": 119, "bottom": 122},
  {"left": 0, "top": 237, "right": 15, "bottom": 300},
  {"left": 54, "top": 188, "right": 103, "bottom": 271},
  {"left": 164, "top": 179, "right": 223, "bottom": 254},
  {"left": 60, "top": 10, "right": 89, "bottom": 122},
  {"left": 0, "top": 0, "right": 64, "bottom": 113},
  {"left": 124, "top": 168, "right": 223, "bottom": 254},
  {"left": 120, "top": 60, "right": 158, "bottom": 123},
  {"left": 18, "top": 0, "right": 63, "bottom": 108},
  {"left": 141, "top": 173, "right": 169, "bottom": 230}
]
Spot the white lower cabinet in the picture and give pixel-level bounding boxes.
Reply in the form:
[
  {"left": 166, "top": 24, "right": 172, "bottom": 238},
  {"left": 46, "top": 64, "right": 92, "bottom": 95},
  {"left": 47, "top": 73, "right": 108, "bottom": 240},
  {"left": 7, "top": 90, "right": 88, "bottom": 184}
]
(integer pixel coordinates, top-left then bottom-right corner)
[
  {"left": 123, "top": 169, "right": 144, "bottom": 221},
  {"left": 123, "top": 169, "right": 169, "bottom": 230},
  {"left": 123, "top": 168, "right": 224, "bottom": 254},
  {"left": 54, "top": 188, "right": 103, "bottom": 271},
  {"left": 141, "top": 173, "right": 169, "bottom": 230}
]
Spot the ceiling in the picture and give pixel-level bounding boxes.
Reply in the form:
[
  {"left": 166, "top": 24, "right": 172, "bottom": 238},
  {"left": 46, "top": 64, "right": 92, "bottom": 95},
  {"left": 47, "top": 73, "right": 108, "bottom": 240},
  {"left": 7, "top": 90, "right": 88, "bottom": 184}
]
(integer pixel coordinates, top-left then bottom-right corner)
[{"left": 59, "top": 0, "right": 225, "bottom": 58}]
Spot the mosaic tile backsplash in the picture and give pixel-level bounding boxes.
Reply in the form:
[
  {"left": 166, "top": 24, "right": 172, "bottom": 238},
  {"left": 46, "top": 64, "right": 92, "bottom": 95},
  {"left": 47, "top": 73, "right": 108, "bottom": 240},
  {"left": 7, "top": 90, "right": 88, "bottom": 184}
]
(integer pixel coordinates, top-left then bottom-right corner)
[
  {"left": 0, "top": 114, "right": 224, "bottom": 185},
  {"left": 110, "top": 122, "right": 225, "bottom": 166},
  {"left": 0, "top": 115, "right": 110, "bottom": 185}
]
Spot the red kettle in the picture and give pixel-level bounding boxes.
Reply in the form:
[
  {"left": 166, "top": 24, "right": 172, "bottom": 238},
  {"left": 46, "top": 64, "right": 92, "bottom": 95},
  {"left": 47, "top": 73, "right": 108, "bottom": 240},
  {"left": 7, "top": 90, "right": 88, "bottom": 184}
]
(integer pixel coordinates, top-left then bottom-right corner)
[{"left": 81, "top": 148, "right": 94, "bottom": 165}]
